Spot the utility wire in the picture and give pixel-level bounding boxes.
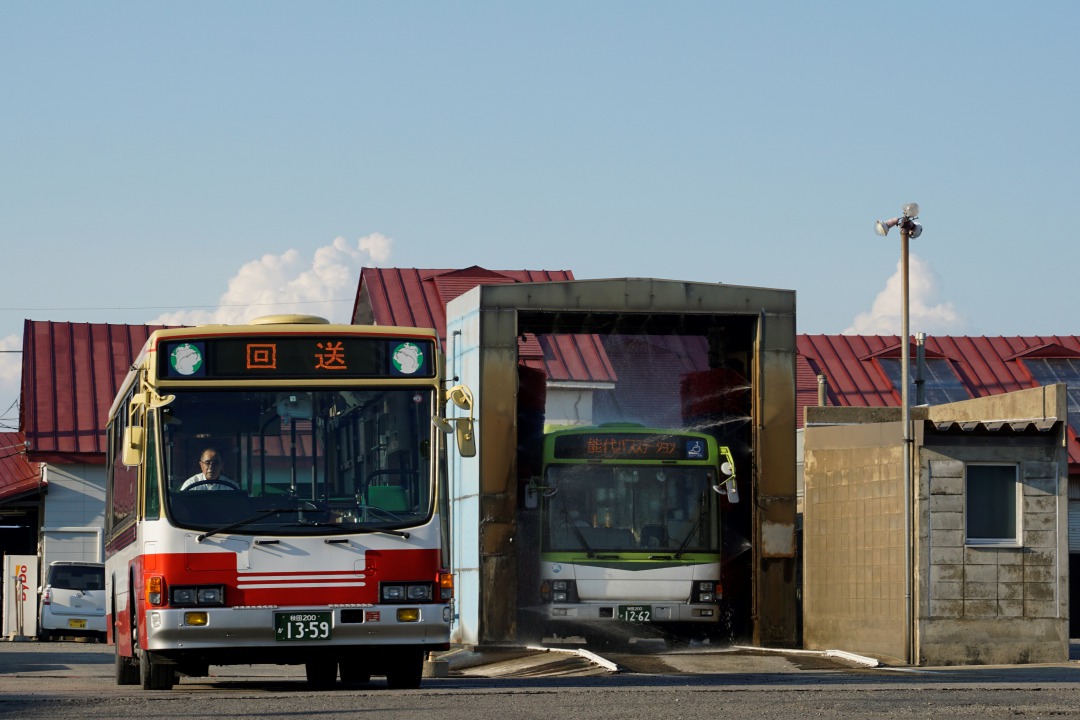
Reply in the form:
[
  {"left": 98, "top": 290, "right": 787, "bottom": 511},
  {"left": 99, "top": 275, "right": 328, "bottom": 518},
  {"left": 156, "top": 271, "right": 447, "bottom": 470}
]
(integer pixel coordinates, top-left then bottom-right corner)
[{"left": 0, "top": 298, "right": 354, "bottom": 312}]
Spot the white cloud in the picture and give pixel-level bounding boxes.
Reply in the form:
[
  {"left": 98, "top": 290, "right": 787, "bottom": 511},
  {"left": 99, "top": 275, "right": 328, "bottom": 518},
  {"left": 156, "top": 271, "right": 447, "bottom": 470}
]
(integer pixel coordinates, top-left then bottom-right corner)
[
  {"left": 0, "top": 234, "right": 393, "bottom": 430},
  {"left": 151, "top": 233, "right": 393, "bottom": 326},
  {"left": 845, "top": 254, "right": 966, "bottom": 336}
]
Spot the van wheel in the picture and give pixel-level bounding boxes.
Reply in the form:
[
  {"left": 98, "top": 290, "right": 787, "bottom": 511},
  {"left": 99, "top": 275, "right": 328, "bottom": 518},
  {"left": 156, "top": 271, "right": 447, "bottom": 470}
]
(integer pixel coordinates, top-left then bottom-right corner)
[{"left": 37, "top": 628, "right": 51, "bottom": 642}]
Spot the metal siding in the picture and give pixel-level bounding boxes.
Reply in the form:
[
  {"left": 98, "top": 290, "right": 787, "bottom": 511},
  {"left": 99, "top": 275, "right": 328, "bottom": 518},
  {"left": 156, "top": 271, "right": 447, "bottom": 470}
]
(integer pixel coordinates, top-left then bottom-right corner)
[
  {"left": 552, "top": 335, "right": 588, "bottom": 381},
  {"left": 0, "top": 432, "right": 41, "bottom": 502},
  {"left": 795, "top": 354, "right": 820, "bottom": 429},
  {"left": 22, "top": 321, "right": 160, "bottom": 462},
  {"left": 402, "top": 268, "right": 437, "bottom": 330},
  {"left": 516, "top": 332, "right": 543, "bottom": 360},
  {"left": 78, "top": 324, "right": 100, "bottom": 454}
]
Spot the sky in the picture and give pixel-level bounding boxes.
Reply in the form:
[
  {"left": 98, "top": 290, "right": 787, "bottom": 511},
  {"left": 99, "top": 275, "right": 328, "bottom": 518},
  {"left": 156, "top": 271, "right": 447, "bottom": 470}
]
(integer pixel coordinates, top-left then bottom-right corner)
[{"left": 2, "top": 2, "right": 1078, "bottom": 430}]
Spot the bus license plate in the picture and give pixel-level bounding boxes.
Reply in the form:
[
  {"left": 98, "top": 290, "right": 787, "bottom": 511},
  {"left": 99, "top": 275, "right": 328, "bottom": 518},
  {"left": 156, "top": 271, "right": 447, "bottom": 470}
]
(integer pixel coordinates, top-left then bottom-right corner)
[
  {"left": 67, "top": 618, "right": 87, "bottom": 629},
  {"left": 619, "top": 605, "right": 652, "bottom": 622},
  {"left": 274, "top": 611, "right": 333, "bottom": 641}
]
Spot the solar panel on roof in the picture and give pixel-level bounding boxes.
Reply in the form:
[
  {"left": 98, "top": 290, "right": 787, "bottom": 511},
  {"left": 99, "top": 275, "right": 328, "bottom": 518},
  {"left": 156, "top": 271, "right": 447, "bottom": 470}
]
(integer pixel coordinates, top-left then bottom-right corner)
[
  {"left": 878, "top": 358, "right": 971, "bottom": 405},
  {"left": 1021, "top": 358, "right": 1080, "bottom": 435}
]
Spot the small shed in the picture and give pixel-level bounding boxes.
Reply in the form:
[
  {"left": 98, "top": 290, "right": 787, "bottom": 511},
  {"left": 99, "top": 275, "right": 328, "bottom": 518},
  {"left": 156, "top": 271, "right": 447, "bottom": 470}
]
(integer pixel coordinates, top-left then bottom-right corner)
[{"left": 803, "top": 385, "right": 1069, "bottom": 665}]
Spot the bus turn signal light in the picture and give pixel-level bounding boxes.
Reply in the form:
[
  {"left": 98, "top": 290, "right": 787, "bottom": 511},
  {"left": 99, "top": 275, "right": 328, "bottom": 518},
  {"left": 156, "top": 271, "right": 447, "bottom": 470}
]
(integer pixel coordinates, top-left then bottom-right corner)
[
  {"left": 439, "top": 572, "right": 454, "bottom": 601},
  {"left": 146, "top": 576, "right": 165, "bottom": 606}
]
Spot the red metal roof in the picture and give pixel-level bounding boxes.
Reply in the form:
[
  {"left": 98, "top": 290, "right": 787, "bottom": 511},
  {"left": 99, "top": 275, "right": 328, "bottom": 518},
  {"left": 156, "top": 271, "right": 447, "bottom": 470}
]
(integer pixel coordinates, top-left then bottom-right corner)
[
  {"left": 353, "top": 266, "right": 573, "bottom": 334},
  {"left": 0, "top": 431, "right": 42, "bottom": 502},
  {"left": 20, "top": 321, "right": 165, "bottom": 463},
  {"left": 353, "top": 267, "right": 617, "bottom": 384},
  {"left": 798, "top": 333, "right": 1080, "bottom": 468}
]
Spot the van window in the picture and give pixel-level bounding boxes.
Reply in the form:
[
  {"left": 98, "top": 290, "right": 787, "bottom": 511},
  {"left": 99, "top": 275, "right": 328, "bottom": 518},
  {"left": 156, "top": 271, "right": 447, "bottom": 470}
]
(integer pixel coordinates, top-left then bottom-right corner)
[{"left": 48, "top": 565, "right": 105, "bottom": 592}]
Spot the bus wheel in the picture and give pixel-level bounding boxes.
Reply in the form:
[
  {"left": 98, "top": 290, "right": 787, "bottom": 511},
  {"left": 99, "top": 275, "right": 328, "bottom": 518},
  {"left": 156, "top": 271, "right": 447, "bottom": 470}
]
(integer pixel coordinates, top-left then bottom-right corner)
[
  {"left": 339, "top": 660, "right": 371, "bottom": 687},
  {"left": 305, "top": 660, "right": 338, "bottom": 690},
  {"left": 384, "top": 648, "right": 423, "bottom": 689},
  {"left": 115, "top": 645, "right": 139, "bottom": 685},
  {"left": 139, "top": 651, "right": 176, "bottom": 690}
]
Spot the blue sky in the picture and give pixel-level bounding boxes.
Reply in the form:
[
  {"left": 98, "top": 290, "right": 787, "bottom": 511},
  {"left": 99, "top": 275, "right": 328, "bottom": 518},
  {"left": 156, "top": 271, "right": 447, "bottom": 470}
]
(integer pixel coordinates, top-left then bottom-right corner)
[{"left": 2, "top": 2, "right": 1078, "bottom": 426}]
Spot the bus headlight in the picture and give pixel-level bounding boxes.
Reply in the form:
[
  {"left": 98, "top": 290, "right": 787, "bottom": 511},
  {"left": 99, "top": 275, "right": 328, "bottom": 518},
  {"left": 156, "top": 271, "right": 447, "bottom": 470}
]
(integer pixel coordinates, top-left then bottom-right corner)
[
  {"left": 170, "top": 585, "right": 226, "bottom": 607},
  {"left": 381, "top": 583, "right": 435, "bottom": 603},
  {"left": 540, "top": 579, "right": 579, "bottom": 603},
  {"left": 198, "top": 587, "right": 224, "bottom": 605},
  {"left": 407, "top": 585, "right": 432, "bottom": 601},
  {"left": 691, "top": 581, "right": 721, "bottom": 604}
]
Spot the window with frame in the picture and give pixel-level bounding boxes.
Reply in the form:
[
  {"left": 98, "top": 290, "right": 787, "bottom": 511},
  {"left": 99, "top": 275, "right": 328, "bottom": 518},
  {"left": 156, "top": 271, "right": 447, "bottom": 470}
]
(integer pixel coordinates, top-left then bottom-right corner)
[{"left": 965, "top": 463, "right": 1020, "bottom": 546}]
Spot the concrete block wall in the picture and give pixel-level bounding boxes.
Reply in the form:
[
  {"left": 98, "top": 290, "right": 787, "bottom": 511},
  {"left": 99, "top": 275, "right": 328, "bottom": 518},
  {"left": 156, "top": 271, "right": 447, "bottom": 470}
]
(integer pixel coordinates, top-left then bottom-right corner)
[
  {"left": 804, "top": 387, "right": 1069, "bottom": 666},
  {"left": 919, "top": 455, "right": 1068, "bottom": 665}
]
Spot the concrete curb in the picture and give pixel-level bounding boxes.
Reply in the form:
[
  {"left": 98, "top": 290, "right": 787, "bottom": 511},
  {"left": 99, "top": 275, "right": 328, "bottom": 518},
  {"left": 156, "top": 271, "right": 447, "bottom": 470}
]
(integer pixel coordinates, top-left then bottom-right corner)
[
  {"left": 437, "top": 645, "right": 620, "bottom": 677},
  {"left": 733, "top": 645, "right": 881, "bottom": 668},
  {"left": 525, "top": 644, "right": 621, "bottom": 672}
]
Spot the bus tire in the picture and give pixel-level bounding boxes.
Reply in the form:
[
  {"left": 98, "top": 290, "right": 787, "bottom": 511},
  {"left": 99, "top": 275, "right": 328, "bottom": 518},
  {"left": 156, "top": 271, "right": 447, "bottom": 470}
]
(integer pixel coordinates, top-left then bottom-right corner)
[
  {"left": 113, "top": 591, "right": 140, "bottom": 685},
  {"left": 115, "top": 646, "right": 139, "bottom": 685},
  {"left": 384, "top": 648, "right": 423, "bottom": 689},
  {"left": 339, "top": 660, "right": 371, "bottom": 686},
  {"left": 305, "top": 660, "right": 338, "bottom": 690},
  {"left": 140, "top": 651, "right": 176, "bottom": 690}
]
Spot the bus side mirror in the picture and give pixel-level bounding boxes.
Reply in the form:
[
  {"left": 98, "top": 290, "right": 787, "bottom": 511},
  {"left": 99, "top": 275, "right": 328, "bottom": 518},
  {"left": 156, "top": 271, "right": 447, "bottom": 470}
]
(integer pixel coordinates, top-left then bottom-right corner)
[
  {"left": 711, "top": 453, "right": 739, "bottom": 504},
  {"left": 433, "top": 417, "right": 477, "bottom": 458},
  {"left": 455, "top": 419, "right": 476, "bottom": 458},
  {"left": 123, "top": 426, "right": 145, "bottom": 467},
  {"left": 442, "top": 384, "right": 476, "bottom": 458}
]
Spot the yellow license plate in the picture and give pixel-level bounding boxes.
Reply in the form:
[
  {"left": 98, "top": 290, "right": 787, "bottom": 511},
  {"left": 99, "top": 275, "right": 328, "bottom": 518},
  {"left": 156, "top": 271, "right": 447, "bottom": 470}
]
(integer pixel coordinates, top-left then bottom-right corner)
[{"left": 68, "top": 618, "right": 87, "bottom": 629}]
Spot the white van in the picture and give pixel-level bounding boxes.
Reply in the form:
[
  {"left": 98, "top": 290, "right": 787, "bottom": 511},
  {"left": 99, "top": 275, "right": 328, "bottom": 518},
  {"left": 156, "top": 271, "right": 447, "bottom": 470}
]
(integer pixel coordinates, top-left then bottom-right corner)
[{"left": 38, "top": 561, "right": 106, "bottom": 642}]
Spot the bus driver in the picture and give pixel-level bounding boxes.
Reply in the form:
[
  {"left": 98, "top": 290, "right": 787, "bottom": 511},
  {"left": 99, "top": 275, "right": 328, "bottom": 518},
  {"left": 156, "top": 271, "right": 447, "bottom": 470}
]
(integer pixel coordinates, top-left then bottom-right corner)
[{"left": 180, "top": 448, "right": 242, "bottom": 492}]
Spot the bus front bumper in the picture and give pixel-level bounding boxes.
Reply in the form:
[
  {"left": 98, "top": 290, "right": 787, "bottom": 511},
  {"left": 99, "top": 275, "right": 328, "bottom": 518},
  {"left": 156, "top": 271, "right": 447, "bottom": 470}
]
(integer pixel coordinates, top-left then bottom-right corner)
[
  {"left": 542, "top": 602, "right": 719, "bottom": 624},
  {"left": 143, "top": 604, "right": 452, "bottom": 651}
]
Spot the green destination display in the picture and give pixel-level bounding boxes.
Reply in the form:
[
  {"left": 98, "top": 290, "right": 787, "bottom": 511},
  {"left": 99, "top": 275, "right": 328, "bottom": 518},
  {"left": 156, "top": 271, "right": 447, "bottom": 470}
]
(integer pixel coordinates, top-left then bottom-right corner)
[{"left": 158, "top": 336, "right": 434, "bottom": 380}]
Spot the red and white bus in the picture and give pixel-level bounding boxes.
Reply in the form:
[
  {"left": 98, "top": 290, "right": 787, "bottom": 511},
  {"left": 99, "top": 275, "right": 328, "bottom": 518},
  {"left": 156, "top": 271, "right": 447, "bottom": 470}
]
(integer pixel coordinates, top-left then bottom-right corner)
[{"left": 105, "top": 315, "right": 474, "bottom": 690}]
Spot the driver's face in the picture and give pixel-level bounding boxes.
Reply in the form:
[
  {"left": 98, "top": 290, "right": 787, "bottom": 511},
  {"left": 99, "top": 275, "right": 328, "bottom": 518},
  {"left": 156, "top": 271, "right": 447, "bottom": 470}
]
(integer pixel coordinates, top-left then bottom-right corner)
[{"left": 199, "top": 452, "right": 222, "bottom": 480}]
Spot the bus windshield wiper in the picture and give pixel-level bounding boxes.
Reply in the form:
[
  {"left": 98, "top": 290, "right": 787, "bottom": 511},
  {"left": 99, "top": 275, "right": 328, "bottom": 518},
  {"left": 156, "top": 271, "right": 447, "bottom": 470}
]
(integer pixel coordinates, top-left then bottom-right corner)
[
  {"left": 196, "top": 507, "right": 300, "bottom": 542},
  {"left": 559, "top": 504, "right": 594, "bottom": 558},
  {"left": 283, "top": 521, "right": 410, "bottom": 539},
  {"left": 674, "top": 517, "right": 702, "bottom": 560}
]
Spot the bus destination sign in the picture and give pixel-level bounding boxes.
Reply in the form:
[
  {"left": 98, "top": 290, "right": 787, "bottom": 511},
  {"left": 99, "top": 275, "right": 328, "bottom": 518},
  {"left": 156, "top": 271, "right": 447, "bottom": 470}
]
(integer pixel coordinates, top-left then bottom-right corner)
[
  {"left": 159, "top": 336, "right": 435, "bottom": 380},
  {"left": 553, "top": 433, "right": 710, "bottom": 461}
]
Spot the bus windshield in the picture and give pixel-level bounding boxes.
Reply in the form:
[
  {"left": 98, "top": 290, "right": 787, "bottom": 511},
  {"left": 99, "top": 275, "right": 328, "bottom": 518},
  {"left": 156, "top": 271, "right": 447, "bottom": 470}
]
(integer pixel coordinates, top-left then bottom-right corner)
[
  {"left": 158, "top": 388, "right": 434, "bottom": 536},
  {"left": 542, "top": 464, "right": 719, "bottom": 554}
]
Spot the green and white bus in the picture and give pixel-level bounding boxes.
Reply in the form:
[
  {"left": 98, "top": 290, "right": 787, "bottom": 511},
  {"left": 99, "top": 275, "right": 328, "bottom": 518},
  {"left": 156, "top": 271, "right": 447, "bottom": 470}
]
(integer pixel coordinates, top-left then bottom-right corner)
[{"left": 537, "top": 424, "right": 737, "bottom": 634}]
